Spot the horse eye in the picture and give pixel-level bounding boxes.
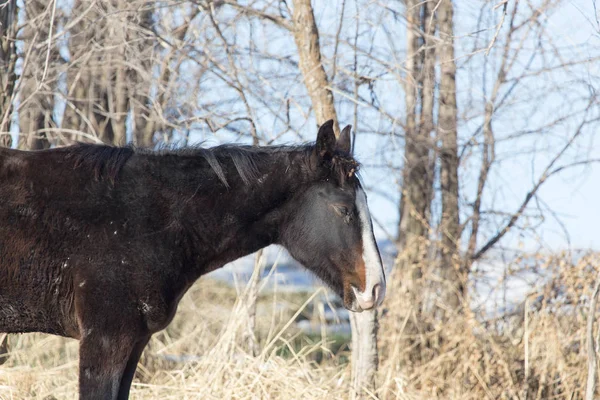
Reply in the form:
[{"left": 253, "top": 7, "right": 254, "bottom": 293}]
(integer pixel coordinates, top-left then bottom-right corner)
[{"left": 333, "top": 205, "right": 350, "bottom": 217}]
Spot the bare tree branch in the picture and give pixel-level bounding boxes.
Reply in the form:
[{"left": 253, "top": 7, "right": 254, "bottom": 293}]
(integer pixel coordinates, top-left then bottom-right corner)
[{"left": 473, "top": 104, "right": 600, "bottom": 261}]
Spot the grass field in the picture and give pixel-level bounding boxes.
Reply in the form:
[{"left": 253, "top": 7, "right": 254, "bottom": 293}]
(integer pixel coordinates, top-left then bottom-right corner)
[
  {"left": 0, "top": 279, "right": 357, "bottom": 400},
  {"left": 1, "top": 251, "right": 599, "bottom": 399}
]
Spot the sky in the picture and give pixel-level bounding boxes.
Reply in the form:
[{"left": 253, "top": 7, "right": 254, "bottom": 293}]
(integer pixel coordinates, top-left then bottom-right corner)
[
  {"left": 459, "top": 0, "right": 600, "bottom": 251},
  {"left": 355, "top": 0, "right": 600, "bottom": 253}
]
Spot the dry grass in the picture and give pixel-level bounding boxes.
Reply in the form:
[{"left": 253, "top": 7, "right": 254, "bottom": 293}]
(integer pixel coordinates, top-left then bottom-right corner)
[
  {"left": 0, "top": 279, "right": 353, "bottom": 400},
  {"left": 378, "top": 251, "right": 600, "bottom": 399},
  {"left": 1, "top": 252, "right": 599, "bottom": 399}
]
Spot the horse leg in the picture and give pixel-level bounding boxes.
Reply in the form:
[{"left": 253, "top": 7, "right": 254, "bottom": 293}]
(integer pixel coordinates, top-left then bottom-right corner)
[
  {"left": 79, "top": 333, "right": 137, "bottom": 400},
  {"left": 117, "top": 335, "right": 150, "bottom": 400}
]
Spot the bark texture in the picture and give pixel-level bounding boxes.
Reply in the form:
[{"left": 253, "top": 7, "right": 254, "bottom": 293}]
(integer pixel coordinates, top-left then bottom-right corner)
[
  {"left": 437, "top": 0, "right": 462, "bottom": 311},
  {"left": 131, "top": 7, "right": 156, "bottom": 147},
  {"left": 291, "top": 0, "right": 378, "bottom": 396},
  {"left": 62, "top": 1, "right": 122, "bottom": 144},
  {"left": 397, "top": 0, "right": 435, "bottom": 308},
  {"left": 0, "top": 0, "right": 17, "bottom": 147},
  {"left": 292, "top": 0, "right": 340, "bottom": 136},
  {"left": 63, "top": 0, "right": 154, "bottom": 146},
  {"left": 18, "top": 0, "right": 57, "bottom": 150}
]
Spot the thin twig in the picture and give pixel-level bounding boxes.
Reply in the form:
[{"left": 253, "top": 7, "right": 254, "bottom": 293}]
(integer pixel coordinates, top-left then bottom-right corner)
[
  {"left": 586, "top": 274, "right": 600, "bottom": 400},
  {"left": 485, "top": 0, "right": 509, "bottom": 56},
  {"left": 40, "top": 0, "right": 57, "bottom": 85},
  {"left": 472, "top": 102, "right": 599, "bottom": 261},
  {"left": 331, "top": 0, "right": 346, "bottom": 82},
  {"left": 523, "top": 295, "right": 530, "bottom": 399}
]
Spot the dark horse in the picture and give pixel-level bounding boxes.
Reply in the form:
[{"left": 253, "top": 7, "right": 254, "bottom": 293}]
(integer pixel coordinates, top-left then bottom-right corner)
[{"left": 0, "top": 120, "right": 386, "bottom": 399}]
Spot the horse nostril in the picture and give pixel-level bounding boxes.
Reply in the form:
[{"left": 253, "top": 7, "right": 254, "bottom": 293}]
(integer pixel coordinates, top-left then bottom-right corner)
[
  {"left": 352, "top": 283, "right": 385, "bottom": 311},
  {"left": 372, "top": 283, "right": 381, "bottom": 301}
]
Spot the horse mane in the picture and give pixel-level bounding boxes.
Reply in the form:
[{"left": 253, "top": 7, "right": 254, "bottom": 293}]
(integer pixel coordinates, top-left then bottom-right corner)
[
  {"left": 329, "top": 152, "right": 361, "bottom": 183},
  {"left": 64, "top": 144, "right": 134, "bottom": 183},
  {"left": 148, "top": 143, "right": 311, "bottom": 187},
  {"left": 63, "top": 142, "right": 359, "bottom": 187}
]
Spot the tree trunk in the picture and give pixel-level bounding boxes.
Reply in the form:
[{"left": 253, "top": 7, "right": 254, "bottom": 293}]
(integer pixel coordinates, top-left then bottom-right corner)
[
  {"left": 350, "top": 308, "right": 379, "bottom": 398},
  {"left": 0, "top": 0, "right": 17, "bottom": 148},
  {"left": 111, "top": 24, "right": 128, "bottom": 147},
  {"left": 387, "top": 0, "right": 438, "bottom": 368},
  {"left": 131, "top": 7, "right": 156, "bottom": 147},
  {"left": 243, "top": 249, "right": 265, "bottom": 357},
  {"left": 437, "top": 0, "right": 462, "bottom": 311},
  {"left": 291, "top": 0, "right": 339, "bottom": 136},
  {"left": 291, "top": 0, "right": 378, "bottom": 396},
  {"left": 62, "top": 0, "right": 132, "bottom": 146},
  {"left": 396, "top": 0, "right": 435, "bottom": 312},
  {"left": 419, "top": 1, "right": 437, "bottom": 225},
  {"left": 62, "top": 1, "right": 112, "bottom": 143},
  {"left": 18, "top": 0, "right": 58, "bottom": 150}
]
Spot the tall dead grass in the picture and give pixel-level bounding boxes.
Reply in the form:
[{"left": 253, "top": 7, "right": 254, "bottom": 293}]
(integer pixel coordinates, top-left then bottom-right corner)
[
  {"left": 0, "top": 279, "right": 353, "bottom": 400},
  {"left": 379, "top": 251, "right": 600, "bottom": 399},
  {"left": 0, "top": 251, "right": 599, "bottom": 399}
]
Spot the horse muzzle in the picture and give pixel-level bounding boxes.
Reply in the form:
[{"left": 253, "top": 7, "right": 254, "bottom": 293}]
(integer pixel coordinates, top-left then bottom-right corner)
[{"left": 349, "top": 279, "right": 386, "bottom": 312}]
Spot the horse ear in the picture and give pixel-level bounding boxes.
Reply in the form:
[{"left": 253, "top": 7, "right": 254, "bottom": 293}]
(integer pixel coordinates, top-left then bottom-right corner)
[
  {"left": 316, "top": 119, "right": 336, "bottom": 159},
  {"left": 336, "top": 125, "right": 352, "bottom": 154}
]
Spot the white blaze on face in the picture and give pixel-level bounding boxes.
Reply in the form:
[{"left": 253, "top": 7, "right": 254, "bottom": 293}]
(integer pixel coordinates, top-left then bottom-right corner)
[{"left": 352, "top": 184, "right": 387, "bottom": 310}]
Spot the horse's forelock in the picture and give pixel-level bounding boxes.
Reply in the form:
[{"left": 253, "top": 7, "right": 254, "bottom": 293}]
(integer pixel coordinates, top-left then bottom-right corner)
[{"left": 316, "top": 151, "right": 361, "bottom": 185}]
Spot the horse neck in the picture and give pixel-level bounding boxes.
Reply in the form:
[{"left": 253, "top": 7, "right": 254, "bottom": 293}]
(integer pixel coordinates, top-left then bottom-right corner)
[{"left": 161, "top": 148, "right": 311, "bottom": 276}]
